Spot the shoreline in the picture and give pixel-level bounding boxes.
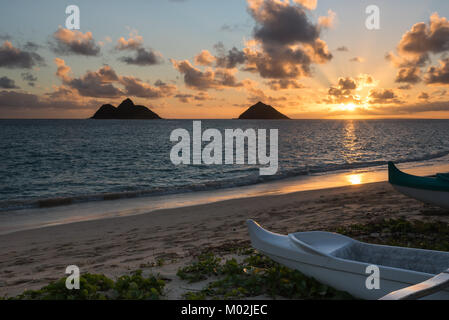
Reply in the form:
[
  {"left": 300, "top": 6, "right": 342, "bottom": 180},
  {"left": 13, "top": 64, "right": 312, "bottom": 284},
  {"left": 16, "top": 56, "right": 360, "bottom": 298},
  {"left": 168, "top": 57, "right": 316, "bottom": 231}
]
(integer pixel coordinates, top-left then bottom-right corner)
[
  {"left": 1, "top": 180, "right": 449, "bottom": 297},
  {"left": 2, "top": 157, "right": 449, "bottom": 236}
]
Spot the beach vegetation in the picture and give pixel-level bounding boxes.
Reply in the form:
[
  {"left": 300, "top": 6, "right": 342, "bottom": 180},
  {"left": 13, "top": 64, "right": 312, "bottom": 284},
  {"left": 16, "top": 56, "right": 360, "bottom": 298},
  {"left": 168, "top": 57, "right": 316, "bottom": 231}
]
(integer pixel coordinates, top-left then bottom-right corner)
[
  {"left": 12, "top": 271, "right": 165, "bottom": 300},
  {"left": 181, "top": 251, "right": 352, "bottom": 300}
]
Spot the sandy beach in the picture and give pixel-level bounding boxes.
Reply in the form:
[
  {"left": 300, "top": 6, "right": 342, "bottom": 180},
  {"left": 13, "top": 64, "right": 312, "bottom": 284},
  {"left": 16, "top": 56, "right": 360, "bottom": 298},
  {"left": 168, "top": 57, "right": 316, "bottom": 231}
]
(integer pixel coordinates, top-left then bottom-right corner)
[{"left": 1, "top": 181, "right": 448, "bottom": 298}]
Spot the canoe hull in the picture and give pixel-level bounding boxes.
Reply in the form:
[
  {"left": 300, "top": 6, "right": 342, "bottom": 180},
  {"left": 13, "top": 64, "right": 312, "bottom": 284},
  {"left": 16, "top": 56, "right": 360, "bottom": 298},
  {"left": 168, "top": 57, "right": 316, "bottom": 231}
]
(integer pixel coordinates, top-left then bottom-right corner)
[
  {"left": 247, "top": 220, "right": 449, "bottom": 300},
  {"left": 388, "top": 161, "right": 449, "bottom": 209},
  {"left": 392, "top": 184, "right": 449, "bottom": 209}
]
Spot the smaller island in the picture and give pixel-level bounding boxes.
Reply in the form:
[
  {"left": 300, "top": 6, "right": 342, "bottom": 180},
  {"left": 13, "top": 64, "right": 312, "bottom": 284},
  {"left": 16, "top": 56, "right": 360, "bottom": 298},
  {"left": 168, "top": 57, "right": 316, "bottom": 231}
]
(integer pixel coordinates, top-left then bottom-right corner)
[
  {"left": 238, "top": 101, "right": 290, "bottom": 120},
  {"left": 91, "top": 98, "right": 162, "bottom": 119}
]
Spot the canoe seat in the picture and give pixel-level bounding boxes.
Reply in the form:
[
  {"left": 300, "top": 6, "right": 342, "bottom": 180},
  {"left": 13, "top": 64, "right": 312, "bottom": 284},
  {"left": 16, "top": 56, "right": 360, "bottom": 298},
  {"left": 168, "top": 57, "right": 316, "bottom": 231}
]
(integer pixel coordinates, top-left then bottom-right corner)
[{"left": 332, "top": 242, "right": 449, "bottom": 275}]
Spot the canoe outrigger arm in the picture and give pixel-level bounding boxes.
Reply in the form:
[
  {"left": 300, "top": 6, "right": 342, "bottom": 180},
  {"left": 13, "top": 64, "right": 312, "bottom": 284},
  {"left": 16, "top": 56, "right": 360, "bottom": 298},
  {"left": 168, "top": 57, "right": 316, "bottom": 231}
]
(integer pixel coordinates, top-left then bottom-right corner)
[{"left": 380, "top": 269, "right": 449, "bottom": 300}]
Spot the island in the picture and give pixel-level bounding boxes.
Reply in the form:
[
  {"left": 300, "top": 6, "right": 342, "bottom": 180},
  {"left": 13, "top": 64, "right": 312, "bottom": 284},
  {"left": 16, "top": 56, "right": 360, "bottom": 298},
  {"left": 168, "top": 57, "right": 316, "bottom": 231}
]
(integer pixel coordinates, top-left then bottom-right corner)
[
  {"left": 91, "top": 98, "right": 162, "bottom": 119},
  {"left": 238, "top": 101, "right": 290, "bottom": 119}
]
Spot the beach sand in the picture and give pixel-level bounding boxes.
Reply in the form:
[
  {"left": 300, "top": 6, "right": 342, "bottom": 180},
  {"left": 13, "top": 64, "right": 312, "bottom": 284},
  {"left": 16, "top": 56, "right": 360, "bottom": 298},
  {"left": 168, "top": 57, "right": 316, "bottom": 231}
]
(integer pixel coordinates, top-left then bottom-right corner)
[{"left": 1, "top": 181, "right": 448, "bottom": 298}]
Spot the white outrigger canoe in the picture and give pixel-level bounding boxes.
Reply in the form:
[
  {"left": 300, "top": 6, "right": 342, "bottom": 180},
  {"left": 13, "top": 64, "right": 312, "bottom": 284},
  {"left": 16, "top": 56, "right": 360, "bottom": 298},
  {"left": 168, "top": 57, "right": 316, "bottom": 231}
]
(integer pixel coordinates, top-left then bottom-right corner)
[
  {"left": 247, "top": 219, "right": 449, "bottom": 299},
  {"left": 388, "top": 161, "right": 449, "bottom": 209}
]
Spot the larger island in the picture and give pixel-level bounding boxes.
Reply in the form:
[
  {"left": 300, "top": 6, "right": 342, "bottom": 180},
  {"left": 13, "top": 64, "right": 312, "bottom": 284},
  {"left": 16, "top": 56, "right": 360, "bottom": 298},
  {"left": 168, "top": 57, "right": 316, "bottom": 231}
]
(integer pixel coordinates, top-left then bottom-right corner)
[{"left": 91, "top": 98, "right": 162, "bottom": 119}]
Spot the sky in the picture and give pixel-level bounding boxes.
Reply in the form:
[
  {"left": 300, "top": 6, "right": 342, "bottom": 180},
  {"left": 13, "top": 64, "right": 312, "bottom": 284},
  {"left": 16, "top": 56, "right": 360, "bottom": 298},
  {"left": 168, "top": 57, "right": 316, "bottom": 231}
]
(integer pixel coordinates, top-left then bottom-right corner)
[{"left": 0, "top": 0, "right": 449, "bottom": 119}]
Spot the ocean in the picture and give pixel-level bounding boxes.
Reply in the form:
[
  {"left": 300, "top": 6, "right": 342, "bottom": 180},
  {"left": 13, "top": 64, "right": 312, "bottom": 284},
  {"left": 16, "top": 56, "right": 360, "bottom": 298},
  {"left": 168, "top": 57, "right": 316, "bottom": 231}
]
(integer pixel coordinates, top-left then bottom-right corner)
[{"left": 1, "top": 119, "right": 449, "bottom": 212}]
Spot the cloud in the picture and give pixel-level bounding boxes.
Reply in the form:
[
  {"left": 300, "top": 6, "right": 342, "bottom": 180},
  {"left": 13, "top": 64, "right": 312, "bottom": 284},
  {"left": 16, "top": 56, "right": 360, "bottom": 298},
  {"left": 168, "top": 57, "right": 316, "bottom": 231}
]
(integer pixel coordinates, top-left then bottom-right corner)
[
  {"left": 54, "top": 57, "right": 72, "bottom": 82},
  {"left": 51, "top": 27, "right": 101, "bottom": 56},
  {"left": 243, "top": 0, "right": 332, "bottom": 79},
  {"left": 266, "top": 79, "right": 305, "bottom": 90},
  {"left": 194, "top": 50, "right": 215, "bottom": 66},
  {"left": 349, "top": 57, "right": 364, "bottom": 63},
  {"left": 324, "top": 75, "right": 378, "bottom": 105},
  {"left": 0, "top": 90, "right": 38, "bottom": 108},
  {"left": 0, "top": 34, "right": 10, "bottom": 41},
  {"left": 318, "top": 10, "right": 336, "bottom": 28},
  {"left": 174, "top": 92, "right": 210, "bottom": 103},
  {"left": 0, "top": 90, "right": 100, "bottom": 117},
  {"left": 0, "top": 76, "right": 19, "bottom": 89},
  {"left": 418, "top": 92, "right": 430, "bottom": 100},
  {"left": 397, "top": 13, "right": 449, "bottom": 57},
  {"left": 336, "top": 46, "right": 349, "bottom": 52},
  {"left": 220, "top": 24, "right": 246, "bottom": 32},
  {"left": 115, "top": 30, "right": 143, "bottom": 50},
  {"left": 0, "top": 41, "right": 44, "bottom": 69},
  {"left": 243, "top": 79, "right": 288, "bottom": 105},
  {"left": 119, "top": 76, "right": 176, "bottom": 98},
  {"left": 368, "top": 88, "right": 402, "bottom": 104},
  {"left": 21, "top": 72, "right": 37, "bottom": 86},
  {"left": 250, "top": 0, "right": 319, "bottom": 46},
  {"left": 388, "top": 13, "right": 449, "bottom": 84},
  {"left": 366, "top": 101, "right": 449, "bottom": 115},
  {"left": 292, "top": 0, "right": 317, "bottom": 10},
  {"left": 398, "top": 84, "right": 412, "bottom": 90},
  {"left": 324, "top": 76, "right": 361, "bottom": 104},
  {"left": 119, "top": 47, "right": 163, "bottom": 66},
  {"left": 395, "top": 66, "right": 421, "bottom": 84},
  {"left": 425, "top": 58, "right": 449, "bottom": 85},
  {"left": 171, "top": 59, "right": 242, "bottom": 90},
  {"left": 54, "top": 59, "right": 176, "bottom": 99},
  {"left": 214, "top": 42, "right": 247, "bottom": 69},
  {"left": 115, "top": 29, "right": 163, "bottom": 66},
  {"left": 54, "top": 59, "right": 122, "bottom": 98}
]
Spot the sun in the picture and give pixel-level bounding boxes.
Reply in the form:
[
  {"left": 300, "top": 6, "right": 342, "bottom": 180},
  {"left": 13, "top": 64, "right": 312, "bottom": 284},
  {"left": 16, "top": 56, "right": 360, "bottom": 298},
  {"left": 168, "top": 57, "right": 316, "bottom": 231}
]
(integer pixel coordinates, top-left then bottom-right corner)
[{"left": 340, "top": 103, "right": 357, "bottom": 111}]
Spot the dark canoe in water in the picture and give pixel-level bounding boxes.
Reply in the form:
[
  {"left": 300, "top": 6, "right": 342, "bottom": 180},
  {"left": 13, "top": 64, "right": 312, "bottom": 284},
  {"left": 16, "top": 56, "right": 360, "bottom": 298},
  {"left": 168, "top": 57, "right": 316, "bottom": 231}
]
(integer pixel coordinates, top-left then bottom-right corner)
[{"left": 388, "top": 161, "right": 449, "bottom": 209}]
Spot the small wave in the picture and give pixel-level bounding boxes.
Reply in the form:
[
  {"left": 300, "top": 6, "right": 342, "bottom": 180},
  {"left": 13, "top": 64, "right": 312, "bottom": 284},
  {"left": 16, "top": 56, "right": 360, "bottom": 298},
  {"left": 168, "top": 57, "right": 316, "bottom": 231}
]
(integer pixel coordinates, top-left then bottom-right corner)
[{"left": 1, "top": 149, "right": 448, "bottom": 212}]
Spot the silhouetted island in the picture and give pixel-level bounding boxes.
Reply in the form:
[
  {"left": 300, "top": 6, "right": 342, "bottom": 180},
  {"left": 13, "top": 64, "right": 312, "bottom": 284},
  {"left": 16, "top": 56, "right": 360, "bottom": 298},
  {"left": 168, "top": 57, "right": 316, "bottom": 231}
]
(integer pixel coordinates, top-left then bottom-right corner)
[
  {"left": 91, "top": 98, "right": 162, "bottom": 119},
  {"left": 238, "top": 101, "right": 290, "bottom": 119}
]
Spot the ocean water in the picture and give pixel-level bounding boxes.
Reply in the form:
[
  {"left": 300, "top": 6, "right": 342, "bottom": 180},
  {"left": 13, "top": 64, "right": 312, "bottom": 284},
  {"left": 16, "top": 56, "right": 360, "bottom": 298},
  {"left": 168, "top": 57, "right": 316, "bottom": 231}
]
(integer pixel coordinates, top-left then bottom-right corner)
[{"left": 1, "top": 119, "right": 449, "bottom": 211}]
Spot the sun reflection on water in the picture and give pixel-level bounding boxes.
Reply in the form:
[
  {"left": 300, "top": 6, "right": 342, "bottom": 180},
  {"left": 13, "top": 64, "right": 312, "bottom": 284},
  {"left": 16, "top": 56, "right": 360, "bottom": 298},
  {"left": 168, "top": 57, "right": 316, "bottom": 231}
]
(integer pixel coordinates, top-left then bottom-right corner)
[{"left": 347, "top": 174, "right": 363, "bottom": 185}]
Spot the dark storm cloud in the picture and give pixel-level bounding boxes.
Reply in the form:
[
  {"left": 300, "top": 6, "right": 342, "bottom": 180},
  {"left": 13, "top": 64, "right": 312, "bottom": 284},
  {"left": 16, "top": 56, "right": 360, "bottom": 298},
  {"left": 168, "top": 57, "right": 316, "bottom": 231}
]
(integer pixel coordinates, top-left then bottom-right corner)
[
  {"left": 0, "top": 41, "right": 45, "bottom": 69},
  {"left": 244, "top": 0, "right": 332, "bottom": 79},
  {"left": 251, "top": 0, "right": 319, "bottom": 46},
  {"left": 0, "top": 76, "right": 19, "bottom": 89}
]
